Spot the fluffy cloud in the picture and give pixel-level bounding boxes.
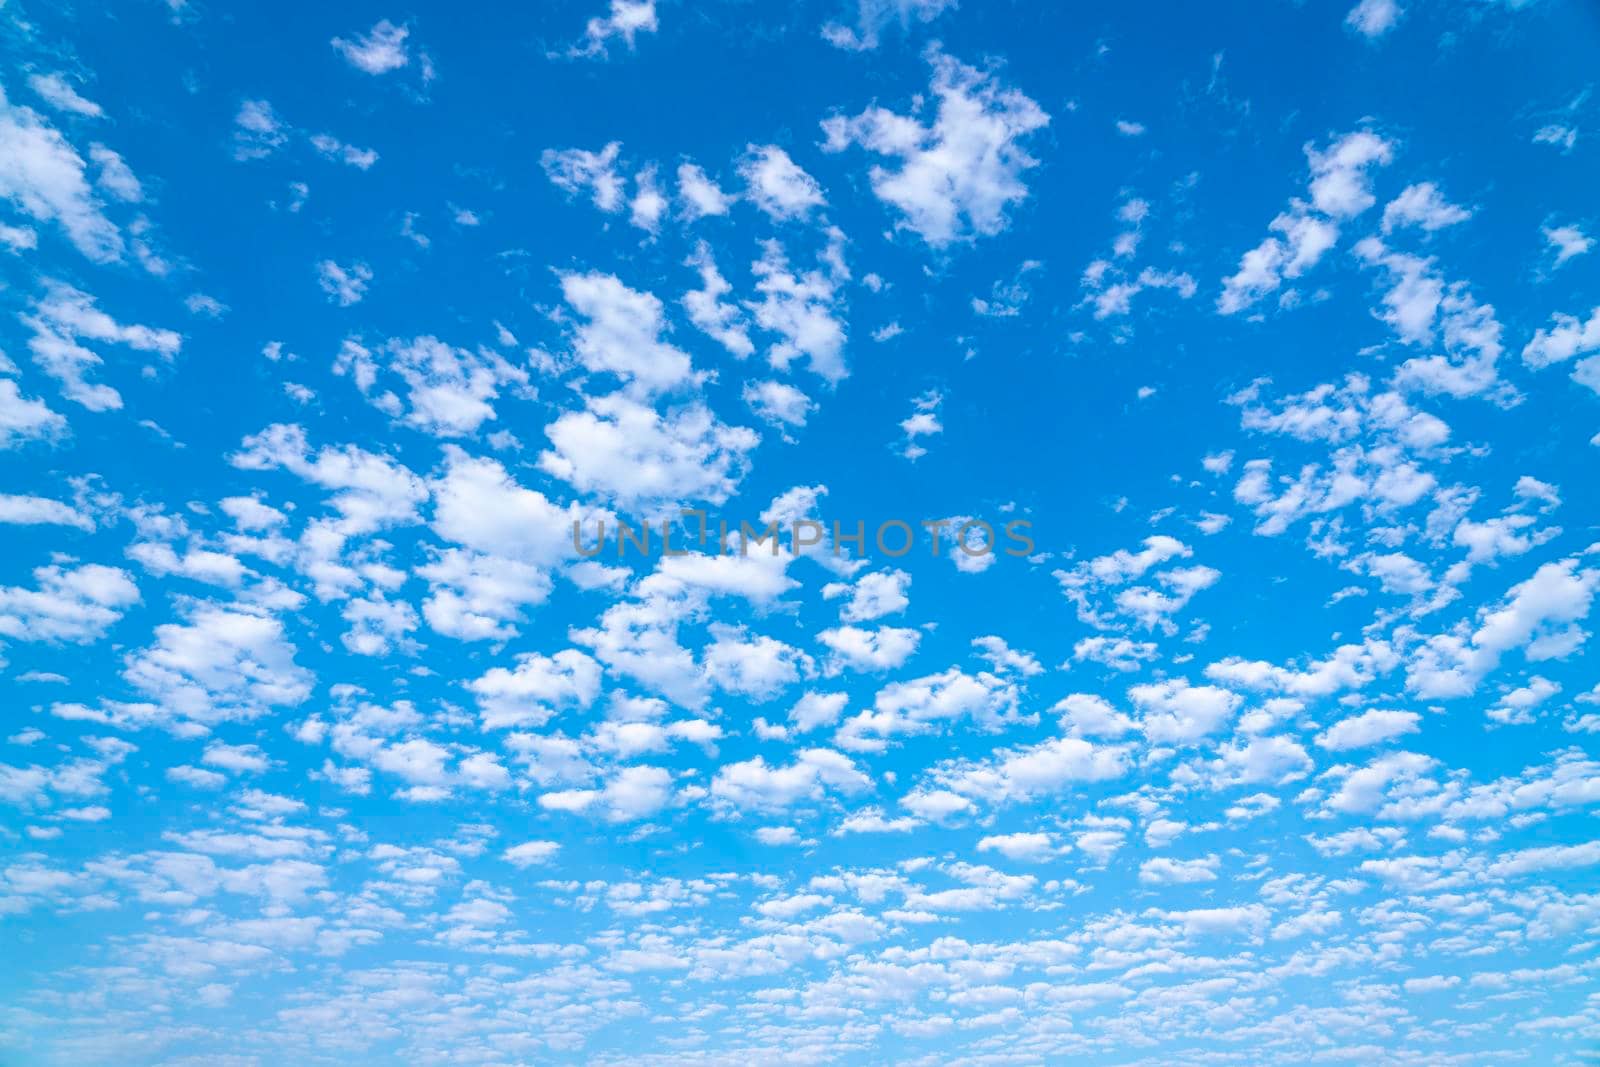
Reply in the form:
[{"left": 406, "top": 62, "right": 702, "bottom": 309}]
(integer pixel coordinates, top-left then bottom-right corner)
[
  {"left": 316, "top": 260, "right": 372, "bottom": 306},
  {"left": 542, "top": 143, "right": 625, "bottom": 212},
  {"left": 231, "top": 423, "right": 428, "bottom": 535},
  {"left": 503, "top": 841, "right": 561, "bottom": 867},
  {"left": 539, "top": 394, "right": 759, "bottom": 507},
  {"left": 1522, "top": 307, "right": 1600, "bottom": 376},
  {"left": 818, "top": 624, "right": 921, "bottom": 673},
  {"left": 0, "top": 563, "right": 138, "bottom": 644},
  {"left": 567, "top": 0, "right": 658, "bottom": 59},
  {"left": 1381, "top": 182, "right": 1471, "bottom": 233},
  {"left": 1346, "top": 0, "right": 1402, "bottom": 38},
  {"left": 22, "top": 281, "right": 180, "bottom": 412},
  {"left": 710, "top": 748, "right": 871, "bottom": 811},
  {"left": 335, "top": 336, "right": 529, "bottom": 436},
  {"left": 27, "top": 73, "right": 103, "bottom": 118},
  {"left": 821, "top": 48, "right": 1048, "bottom": 246},
  {"left": 331, "top": 20, "right": 414, "bottom": 75},
  {"left": 0, "top": 84, "right": 123, "bottom": 261},
  {"left": 703, "top": 626, "right": 810, "bottom": 702},
  {"left": 745, "top": 239, "right": 848, "bottom": 382},
  {"left": 1218, "top": 130, "right": 1392, "bottom": 314},
  {"left": 1407, "top": 558, "right": 1600, "bottom": 698},
  {"left": 123, "top": 605, "right": 313, "bottom": 728},
  {"left": 470, "top": 650, "right": 603, "bottom": 730},
  {"left": 1139, "top": 856, "right": 1219, "bottom": 884},
  {"left": 976, "top": 831, "right": 1058, "bottom": 862},
  {"left": 1128, "top": 680, "right": 1241, "bottom": 744},
  {"left": 822, "top": 0, "right": 957, "bottom": 50},
  {"left": 1315, "top": 709, "right": 1421, "bottom": 751},
  {"left": 920, "top": 736, "right": 1129, "bottom": 807},
  {"left": 738, "top": 145, "right": 826, "bottom": 221},
  {"left": 559, "top": 272, "right": 700, "bottom": 394},
  {"left": 836, "top": 667, "right": 1019, "bottom": 748}
]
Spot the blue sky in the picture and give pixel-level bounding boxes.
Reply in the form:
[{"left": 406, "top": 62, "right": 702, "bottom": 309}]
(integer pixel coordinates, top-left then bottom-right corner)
[{"left": 4, "top": 0, "right": 1600, "bottom": 1063}]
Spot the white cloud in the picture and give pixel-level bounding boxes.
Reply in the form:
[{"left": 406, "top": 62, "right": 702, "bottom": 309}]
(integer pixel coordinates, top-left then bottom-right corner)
[
  {"left": 22, "top": 281, "right": 181, "bottom": 412},
  {"left": 471, "top": 650, "right": 603, "bottom": 730},
  {"left": 676, "top": 163, "right": 733, "bottom": 219},
  {"left": 1522, "top": 307, "right": 1600, "bottom": 370},
  {"left": 0, "top": 220, "right": 37, "bottom": 252},
  {"left": 232, "top": 99, "right": 288, "bottom": 161},
  {"left": 88, "top": 144, "right": 140, "bottom": 202},
  {"left": 0, "top": 493, "right": 92, "bottom": 530},
  {"left": 836, "top": 667, "right": 1018, "bottom": 747},
  {"left": 1407, "top": 558, "right": 1600, "bottom": 698},
  {"left": 818, "top": 624, "right": 921, "bottom": 673},
  {"left": 1054, "top": 693, "right": 1137, "bottom": 739},
  {"left": 1486, "top": 841, "right": 1600, "bottom": 880},
  {"left": 1533, "top": 123, "right": 1577, "bottom": 153},
  {"left": 541, "top": 143, "right": 625, "bottom": 213},
  {"left": 746, "top": 238, "right": 849, "bottom": 382},
  {"left": 558, "top": 271, "right": 699, "bottom": 394},
  {"left": 1544, "top": 224, "right": 1592, "bottom": 267},
  {"left": 926, "top": 735, "right": 1128, "bottom": 806},
  {"left": 976, "top": 832, "right": 1058, "bottom": 862},
  {"left": 1160, "top": 905, "right": 1269, "bottom": 939},
  {"left": 123, "top": 605, "right": 313, "bottom": 727},
  {"left": 0, "top": 84, "right": 123, "bottom": 261},
  {"left": 202, "top": 741, "right": 270, "bottom": 775},
  {"left": 1355, "top": 238, "right": 1507, "bottom": 400},
  {"left": 231, "top": 422, "right": 427, "bottom": 536},
  {"left": 1315, "top": 709, "right": 1421, "bottom": 751},
  {"left": 310, "top": 134, "right": 379, "bottom": 170},
  {"left": 743, "top": 379, "right": 815, "bottom": 435},
  {"left": 826, "top": 569, "right": 910, "bottom": 622},
  {"left": 629, "top": 165, "right": 666, "bottom": 231},
  {"left": 1218, "top": 130, "right": 1392, "bottom": 314},
  {"left": 1208, "top": 735, "right": 1313, "bottom": 786},
  {"left": 1488, "top": 675, "right": 1559, "bottom": 725},
  {"left": 503, "top": 841, "right": 561, "bottom": 868},
  {"left": 1381, "top": 182, "right": 1471, "bottom": 233},
  {"left": 790, "top": 691, "right": 850, "bottom": 733},
  {"left": 27, "top": 73, "right": 103, "bottom": 118},
  {"left": 539, "top": 394, "right": 759, "bottom": 507},
  {"left": 1308, "top": 131, "right": 1394, "bottom": 217},
  {"left": 704, "top": 626, "right": 810, "bottom": 702},
  {"left": 335, "top": 335, "right": 528, "bottom": 436},
  {"left": 316, "top": 260, "right": 372, "bottom": 306},
  {"left": 1403, "top": 975, "right": 1460, "bottom": 994},
  {"left": 1346, "top": 0, "right": 1402, "bottom": 38},
  {"left": 684, "top": 243, "right": 754, "bottom": 358},
  {"left": 710, "top": 748, "right": 871, "bottom": 811},
  {"left": 821, "top": 0, "right": 957, "bottom": 50},
  {"left": 429, "top": 448, "right": 575, "bottom": 563},
  {"left": 568, "top": 0, "right": 658, "bottom": 59},
  {"left": 1128, "top": 679, "right": 1241, "bottom": 744},
  {"left": 897, "top": 390, "right": 942, "bottom": 461},
  {"left": 417, "top": 549, "right": 552, "bottom": 642},
  {"left": 738, "top": 145, "right": 826, "bottom": 222},
  {"left": 821, "top": 48, "right": 1048, "bottom": 246},
  {"left": 1139, "top": 856, "right": 1219, "bottom": 884},
  {"left": 0, "top": 379, "right": 66, "bottom": 448},
  {"left": 1055, "top": 535, "right": 1216, "bottom": 634},
  {"left": 0, "top": 563, "right": 138, "bottom": 644},
  {"left": 332, "top": 20, "right": 413, "bottom": 75}
]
